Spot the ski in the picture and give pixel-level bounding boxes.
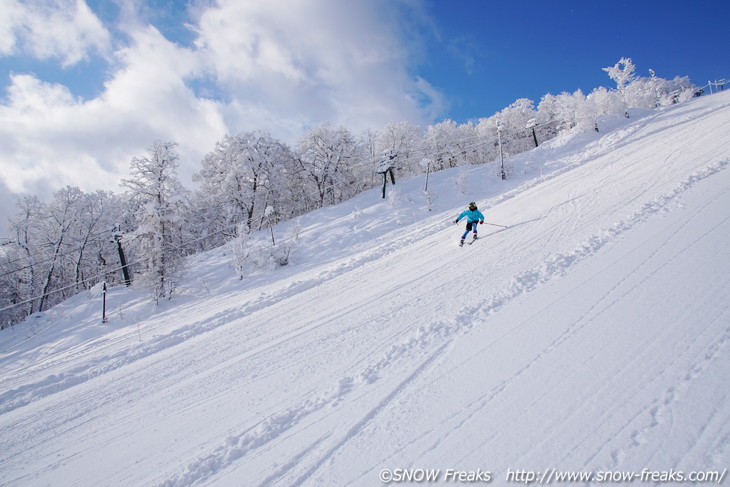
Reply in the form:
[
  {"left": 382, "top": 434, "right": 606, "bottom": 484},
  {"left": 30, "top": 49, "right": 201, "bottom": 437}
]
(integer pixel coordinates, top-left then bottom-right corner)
[{"left": 459, "top": 236, "right": 478, "bottom": 247}]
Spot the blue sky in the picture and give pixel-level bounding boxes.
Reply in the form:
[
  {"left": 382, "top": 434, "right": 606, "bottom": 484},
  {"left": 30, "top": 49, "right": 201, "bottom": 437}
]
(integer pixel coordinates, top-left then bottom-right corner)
[
  {"left": 0, "top": 0, "right": 728, "bottom": 234},
  {"left": 420, "top": 0, "right": 729, "bottom": 123}
]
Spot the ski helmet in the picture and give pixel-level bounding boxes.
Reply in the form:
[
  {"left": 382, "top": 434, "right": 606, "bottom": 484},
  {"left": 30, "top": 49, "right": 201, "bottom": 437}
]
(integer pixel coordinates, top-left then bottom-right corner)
[{"left": 468, "top": 202, "right": 477, "bottom": 208}]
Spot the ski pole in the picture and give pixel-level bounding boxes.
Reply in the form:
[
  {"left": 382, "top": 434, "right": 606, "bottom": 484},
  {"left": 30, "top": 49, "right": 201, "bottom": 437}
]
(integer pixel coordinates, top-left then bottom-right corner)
[{"left": 483, "top": 222, "right": 508, "bottom": 228}]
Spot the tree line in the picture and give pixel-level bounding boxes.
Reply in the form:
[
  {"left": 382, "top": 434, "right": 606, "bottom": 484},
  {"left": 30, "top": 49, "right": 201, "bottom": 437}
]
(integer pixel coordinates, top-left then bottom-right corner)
[{"left": 0, "top": 58, "right": 699, "bottom": 326}]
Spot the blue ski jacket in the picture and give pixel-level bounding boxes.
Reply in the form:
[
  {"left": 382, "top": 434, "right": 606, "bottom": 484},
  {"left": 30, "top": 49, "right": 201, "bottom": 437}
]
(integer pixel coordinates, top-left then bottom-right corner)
[{"left": 455, "top": 208, "right": 485, "bottom": 223}]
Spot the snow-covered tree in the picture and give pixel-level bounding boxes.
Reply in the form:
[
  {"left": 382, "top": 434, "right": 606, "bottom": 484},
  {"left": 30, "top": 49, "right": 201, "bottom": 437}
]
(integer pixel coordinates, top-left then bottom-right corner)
[
  {"left": 661, "top": 75, "right": 696, "bottom": 104},
  {"left": 375, "top": 121, "right": 423, "bottom": 176},
  {"left": 195, "top": 131, "right": 295, "bottom": 235},
  {"left": 624, "top": 71, "right": 696, "bottom": 109},
  {"left": 603, "top": 57, "right": 637, "bottom": 116},
  {"left": 603, "top": 57, "right": 636, "bottom": 93},
  {"left": 452, "top": 122, "right": 480, "bottom": 165},
  {"left": 496, "top": 98, "right": 539, "bottom": 154},
  {"left": 536, "top": 91, "right": 592, "bottom": 133},
  {"left": 6, "top": 196, "right": 45, "bottom": 316},
  {"left": 536, "top": 92, "right": 571, "bottom": 137},
  {"left": 423, "top": 120, "right": 470, "bottom": 170},
  {"left": 67, "top": 190, "right": 124, "bottom": 293},
  {"left": 474, "top": 117, "right": 500, "bottom": 164},
  {"left": 1, "top": 189, "right": 125, "bottom": 325},
  {"left": 186, "top": 190, "right": 232, "bottom": 251},
  {"left": 36, "top": 186, "right": 86, "bottom": 311},
  {"left": 296, "top": 123, "right": 367, "bottom": 208},
  {"left": 0, "top": 242, "right": 27, "bottom": 326},
  {"left": 123, "top": 140, "right": 189, "bottom": 302},
  {"left": 586, "top": 86, "right": 624, "bottom": 119}
]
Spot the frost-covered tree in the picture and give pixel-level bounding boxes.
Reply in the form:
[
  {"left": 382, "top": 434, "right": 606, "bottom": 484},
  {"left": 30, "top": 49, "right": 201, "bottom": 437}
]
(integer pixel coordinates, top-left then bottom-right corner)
[
  {"left": 624, "top": 71, "right": 696, "bottom": 109},
  {"left": 186, "top": 190, "right": 231, "bottom": 251},
  {"left": 6, "top": 196, "right": 44, "bottom": 316},
  {"left": 603, "top": 57, "right": 637, "bottom": 116},
  {"left": 536, "top": 91, "right": 590, "bottom": 132},
  {"left": 423, "top": 120, "right": 467, "bottom": 170},
  {"left": 0, "top": 243, "right": 27, "bottom": 326},
  {"left": 67, "top": 190, "right": 124, "bottom": 293},
  {"left": 36, "top": 186, "right": 85, "bottom": 311},
  {"left": 568, "top": 90, "right": 598, "bottom": 131},
  {"left": 660, "top": 75, "right": 696, "bottom": 104},
  {"left": 536, "top": 93, "right": 563, "bottom": 134},
  {"left": 6, "top": 187, "right": 96, "bottom": 313},
  {"left": 603, "top": 57, "right": 636, "bottom": 93},
  {"left": 123, "top": 140, "right": 189, "bottom": 302},
  {"left": 375, "top": 121, "right": 423, "bottom": 176},
  {"left": 195, "top": 131, "right": 295, "bottom": 235},
  {"left": 296, "top": 123, "right": 367, "bottom": 208},
  {"left": 496, "top": 98, "right": 538, "bottom": 154},
  {"left": 474, "top": 117, "right": 500, "bottom": 164},
  {"left": 586, "top": 86, "right": 624, "bottom": 119},
  {"left": 452, "top": 122, "right": 480, "bottom": 165},
  {"left": 1, "top": 189, "right": 125, "bottom": 325},
  {"left": 554, "top": 92, "right": 581, "bottom": 130}
]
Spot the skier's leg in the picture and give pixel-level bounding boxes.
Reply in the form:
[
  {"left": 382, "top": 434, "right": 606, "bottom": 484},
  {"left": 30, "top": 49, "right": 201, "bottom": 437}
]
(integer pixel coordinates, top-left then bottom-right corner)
[{"left": 462, "top": 221, "right": 472, "bottom": 240}]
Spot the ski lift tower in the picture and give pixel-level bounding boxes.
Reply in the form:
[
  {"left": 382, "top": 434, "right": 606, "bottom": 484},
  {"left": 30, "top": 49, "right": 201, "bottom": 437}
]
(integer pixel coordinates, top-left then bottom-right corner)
[
  {"left": 111, "top": 225, "right": 132, "bottom": 286},
  {"left": 526, "top": 118, "right": 539, "bottom": 147},
  {"left": 377, "top": 150, "right": 397, "bottom": 198}
]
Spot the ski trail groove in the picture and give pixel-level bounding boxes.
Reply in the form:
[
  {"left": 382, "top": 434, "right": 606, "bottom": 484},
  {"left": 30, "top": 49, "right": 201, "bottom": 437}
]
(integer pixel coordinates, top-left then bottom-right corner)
[
  {"left": 375, "top": 160, "right": 730, "bottom": 465},
  {"left": 288, "top": 344, "right": 450, "bottom": 487},
  {"left": 0, "top": 220, "right": 449, "bottom": 415},
  {"left": 155, "top": 311, "right": 462, "bottom": 486},
  {"left": 603, "top": 322, "right": 730, "bottom": 471}
]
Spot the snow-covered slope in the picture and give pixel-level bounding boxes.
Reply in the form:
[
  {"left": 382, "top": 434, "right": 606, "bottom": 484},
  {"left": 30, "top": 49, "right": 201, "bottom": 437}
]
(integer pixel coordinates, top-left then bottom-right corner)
[{"left": 1, "top": 92, "right": 729, "bottom": 487}]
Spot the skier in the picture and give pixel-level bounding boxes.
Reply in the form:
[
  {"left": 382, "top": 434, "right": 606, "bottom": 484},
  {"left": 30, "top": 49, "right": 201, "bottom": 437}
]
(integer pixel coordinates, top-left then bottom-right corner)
[{"left": 454, "top": 202, "right": 485, "bottom": 246}]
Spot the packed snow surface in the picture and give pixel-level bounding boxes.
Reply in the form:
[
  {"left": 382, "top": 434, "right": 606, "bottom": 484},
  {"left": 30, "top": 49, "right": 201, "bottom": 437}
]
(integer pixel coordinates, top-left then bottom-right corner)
[{"left": 1, "top": 92, "right": 729, "bottom": 486}]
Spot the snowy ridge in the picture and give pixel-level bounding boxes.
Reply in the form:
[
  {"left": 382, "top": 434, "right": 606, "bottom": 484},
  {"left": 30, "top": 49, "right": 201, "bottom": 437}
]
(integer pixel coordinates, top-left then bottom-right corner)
[{"left": 1, "top": 92, "right": 729, "bottom": 487}]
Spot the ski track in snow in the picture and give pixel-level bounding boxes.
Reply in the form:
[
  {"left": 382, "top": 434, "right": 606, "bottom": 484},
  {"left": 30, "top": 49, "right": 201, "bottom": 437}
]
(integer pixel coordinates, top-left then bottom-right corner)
[
  {"left": 265, "top": 344, "right": 450, "bottom": 487},
  {"left": 156, "top": 164, "right": 729, "bottom": 485},
  {"left": 0, "top": 222, "right": 448, "bottom": 415},
  {"left": 342, "top": 160, "right": 730, "bottom": 483},
  {"left": 368, "top": 186, "right": 728, "bottom": 476},
  {"left": 551, "top": 183, "right": 730, "bottom": 472},
  {"left": 1, "top": 93, "right": 729, "bottom": 487},
  {"left": 606, "top": 322, "right": 730, "bottom": 469}
]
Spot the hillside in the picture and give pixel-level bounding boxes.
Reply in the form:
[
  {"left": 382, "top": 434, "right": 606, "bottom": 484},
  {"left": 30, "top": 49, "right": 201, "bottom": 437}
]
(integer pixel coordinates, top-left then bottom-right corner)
[{"left": 1, "top": 91, "right": 729, "bottom": 487}]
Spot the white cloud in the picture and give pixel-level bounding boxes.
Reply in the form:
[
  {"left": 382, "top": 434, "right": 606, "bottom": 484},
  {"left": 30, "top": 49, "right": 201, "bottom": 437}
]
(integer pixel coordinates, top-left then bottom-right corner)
[
  {"left": 0, "top": 0, "right": 24, "bottom": 55},
  {"left": 1, "top": 0, "right": 112, "bottom": 65},
  {"left": 193, "top": 0, "right": 439, "bottom": 136},
  {"left": 0, "top": 26, "right": 228, "bottom": 195},
  {"left": 0, "top": 0, "right": 443, "bottom": 233}
]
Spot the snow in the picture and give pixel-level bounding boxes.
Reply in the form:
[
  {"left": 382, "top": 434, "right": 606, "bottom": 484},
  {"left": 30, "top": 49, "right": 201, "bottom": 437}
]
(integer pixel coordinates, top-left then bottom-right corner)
[{"left": 1, "top": 92, "right": 729, "bottom": 487}]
